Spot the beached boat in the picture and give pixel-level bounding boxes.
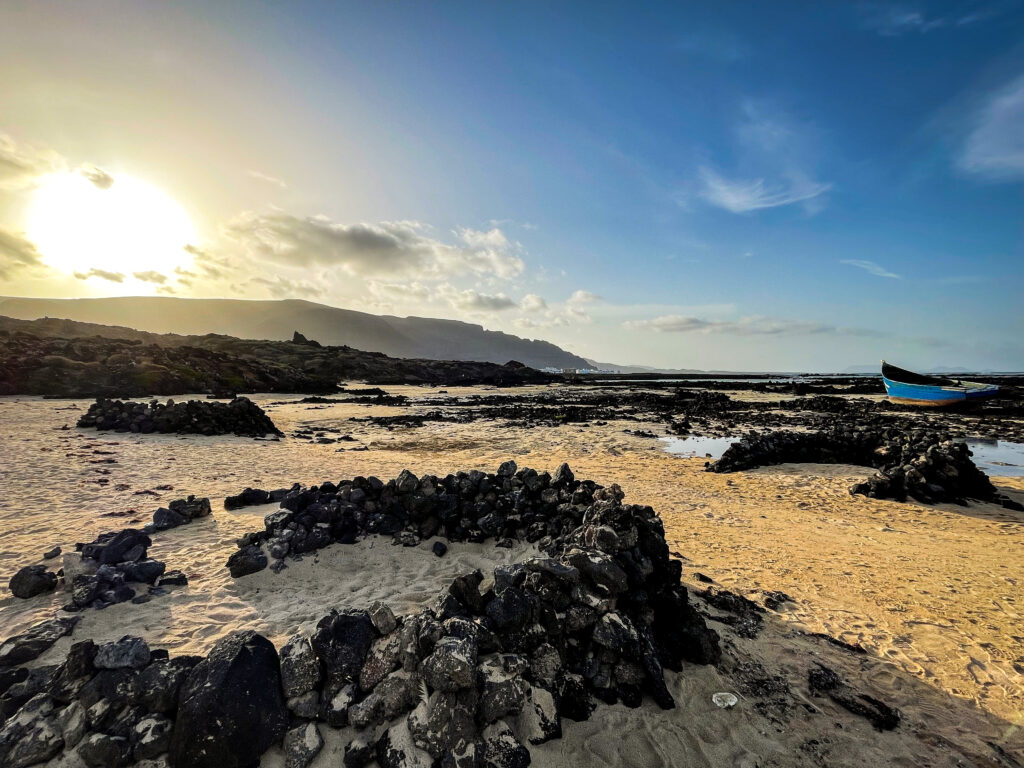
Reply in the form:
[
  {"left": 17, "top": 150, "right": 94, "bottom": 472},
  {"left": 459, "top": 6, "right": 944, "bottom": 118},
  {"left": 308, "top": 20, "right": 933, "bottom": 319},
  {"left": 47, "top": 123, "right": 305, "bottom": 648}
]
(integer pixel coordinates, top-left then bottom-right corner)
[{"left": 881, "top": 361, "right": 1000, "bottom": 407}]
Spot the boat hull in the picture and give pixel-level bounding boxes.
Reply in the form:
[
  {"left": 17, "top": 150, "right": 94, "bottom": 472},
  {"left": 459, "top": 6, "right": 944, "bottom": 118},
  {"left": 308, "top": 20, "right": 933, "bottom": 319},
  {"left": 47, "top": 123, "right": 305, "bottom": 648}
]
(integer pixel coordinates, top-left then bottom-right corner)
[{"left": 882, "top": 376, "right": 1000, "bottom": 407}]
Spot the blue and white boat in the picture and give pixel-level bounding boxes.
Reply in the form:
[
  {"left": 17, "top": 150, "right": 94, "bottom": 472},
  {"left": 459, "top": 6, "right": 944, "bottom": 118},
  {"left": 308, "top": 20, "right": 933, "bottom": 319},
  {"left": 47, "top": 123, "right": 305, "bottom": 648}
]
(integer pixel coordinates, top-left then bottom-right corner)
[{"left": 881, "top": 361, "right": 1000, "bottom": 407}]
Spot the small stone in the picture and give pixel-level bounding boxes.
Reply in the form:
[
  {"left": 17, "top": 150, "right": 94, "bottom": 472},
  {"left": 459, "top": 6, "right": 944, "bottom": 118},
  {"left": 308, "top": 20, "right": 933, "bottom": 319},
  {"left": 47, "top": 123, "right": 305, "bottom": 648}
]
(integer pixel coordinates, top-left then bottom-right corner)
[
  {"left": 420, "top": 636, "right": 477, "bottom": 692},
  {"left": 280, "top": 633, "right": 321, "bottom": 698},
  {"left": 368, "top": 601, "right": 397, "bottom": 635},
  {"left": 57, "top": 701, "right": 86, "bottom": 749},
  {"left": 77, "top": 733, "right": 133, "bottom": 768},
  {"left": 432, "top": 541, "right": 448, "bottom": 557},
  {"left": 43, "top": 546, "right": 62, "bottom": 560},
  {"left": 480, "top": 719, "right": 531, "bottom": 768},
  {"left": 155, "top": 570, "right": 188, "bottom": 587},
  {"left": 283, "top": 721, "right": 323, "bottom": 768},
  {"left": 131, "top": 714, "right": 173, "bottom": 760},
  {"left": 287, "top": 690, "right": 320, "bottom": 719},
  {"left": 95, "top": 636, "right": 151, "bottom": 669}
]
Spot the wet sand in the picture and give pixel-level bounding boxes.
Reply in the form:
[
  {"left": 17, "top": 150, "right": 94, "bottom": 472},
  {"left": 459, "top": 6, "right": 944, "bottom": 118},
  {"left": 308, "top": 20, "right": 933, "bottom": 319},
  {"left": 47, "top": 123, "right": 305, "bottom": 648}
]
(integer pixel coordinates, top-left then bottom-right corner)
[{"left": 1, "top": 387, "right": 1021, "bottom": 766}]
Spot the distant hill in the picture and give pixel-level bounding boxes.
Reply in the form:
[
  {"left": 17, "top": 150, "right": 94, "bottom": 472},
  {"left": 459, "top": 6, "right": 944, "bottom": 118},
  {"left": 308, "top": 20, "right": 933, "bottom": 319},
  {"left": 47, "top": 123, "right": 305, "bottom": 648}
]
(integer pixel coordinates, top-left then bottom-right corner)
[
  {"left": 0, "top": 315, "right": 555, "bottom": 396},
  {"left": 584, "top": 359, "right": 706, "bottom": 374},
  {"left": 0, "top": 296, "right": 589, "bottom": 370}
]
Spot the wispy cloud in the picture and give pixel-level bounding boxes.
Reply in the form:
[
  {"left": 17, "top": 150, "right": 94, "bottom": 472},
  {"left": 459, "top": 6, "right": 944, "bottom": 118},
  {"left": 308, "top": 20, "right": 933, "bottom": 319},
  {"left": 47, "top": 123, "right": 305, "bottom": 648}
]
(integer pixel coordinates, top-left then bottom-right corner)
[
  {"left": 696, "top": 102, "right": 831, "bottom": 214},
  {"left": 700, "top": 167, "right": 831, "bottom": 213},
  {"left": 0, "top": 229, "right": 46, "bottom": 279},
  {"left": 73, "top": 267, "right": 125, "bottom": 283},
  {"left": 860, "top": 5, "right": 995, "bottom": 36},
  {"left": 959, "top": 73, "right": 1024, "bottom": 181},
  {"left": 247, "top": 170, "right": 288, "bottom": 189},
  {"left": 79, "top": 164, "right": 114, "bottom": 189},
  {"left": 132, "top": 270, "right": 168, "bottom": 284},
  {"left": 0, "top": 134, "right": 65, "bottom": 190},
  {"left": 840, "top": 259, "right": 901, "bottom": 279},
  {"left": 624, "top": 314, "right": 885, "bottom": 337}
]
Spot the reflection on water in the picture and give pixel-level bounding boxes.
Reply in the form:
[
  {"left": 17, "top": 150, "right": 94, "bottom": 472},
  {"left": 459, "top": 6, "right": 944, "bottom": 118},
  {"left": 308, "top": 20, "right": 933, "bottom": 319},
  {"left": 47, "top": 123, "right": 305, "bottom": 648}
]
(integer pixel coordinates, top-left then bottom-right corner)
[
  {"left": 965, "top": 439, "right": 1024, "bottom": 477},
  {"left": 659, "top": 436, "right": 740, "bottom": 459}
]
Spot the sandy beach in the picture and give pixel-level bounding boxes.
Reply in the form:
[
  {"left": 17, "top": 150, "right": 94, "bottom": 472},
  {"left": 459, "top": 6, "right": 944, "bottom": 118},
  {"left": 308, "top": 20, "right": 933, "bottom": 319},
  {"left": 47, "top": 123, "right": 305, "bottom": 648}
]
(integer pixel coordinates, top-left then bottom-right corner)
[{"left": 1, "top": 386, "right": 1022, "bottom": 767}]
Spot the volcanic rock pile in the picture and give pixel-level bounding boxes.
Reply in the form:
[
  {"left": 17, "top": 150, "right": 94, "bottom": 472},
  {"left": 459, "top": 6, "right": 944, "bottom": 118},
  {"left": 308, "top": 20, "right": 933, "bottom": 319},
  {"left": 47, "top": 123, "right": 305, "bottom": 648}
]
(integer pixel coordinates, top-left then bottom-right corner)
[
  {"left": 708, "top": 425, "right": 998, "bottom": 504},
  {"left": 0, "top": 466, "right": 722, "bottom": 768},
  {"left": 76, "top": 397, "right": 281, "bottom": 437},
  {"left": 226, "top": 462, "right": 603, "bottom": 577},
  {"left": 8, "top": 496, "right": 207, "bottom": 604},
  {"left": 61, "top": 528, "right": 188, "bottom": 611}
]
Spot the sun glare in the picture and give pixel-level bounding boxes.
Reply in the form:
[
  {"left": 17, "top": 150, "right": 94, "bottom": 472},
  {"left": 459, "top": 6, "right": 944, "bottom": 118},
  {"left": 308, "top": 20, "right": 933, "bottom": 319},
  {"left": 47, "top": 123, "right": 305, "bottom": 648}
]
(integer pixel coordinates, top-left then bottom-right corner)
[{"left": 27, "top": 172, "right": 196, "bottom": 281}]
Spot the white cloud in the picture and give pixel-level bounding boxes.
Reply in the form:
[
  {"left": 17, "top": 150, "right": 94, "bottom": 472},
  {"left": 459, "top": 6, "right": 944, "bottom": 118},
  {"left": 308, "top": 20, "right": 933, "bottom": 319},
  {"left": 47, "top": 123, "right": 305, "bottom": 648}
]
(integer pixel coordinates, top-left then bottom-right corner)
[
  {"left": 80, "top": 164, "right": 114, "bottom": 189},
  {"left": 860, "top": 5, "right": 995, "bottom": 36},
  {"left": 699, "top": 167, "right": 831, "bottom": 213},
  {"left": 624, "top": 314, "right": 885, "bottom": 337},
  {"left": 132, "top": 270, "right": 168, "bottom": 284},
  {"left": 840, "top": 259, "right": 901, "bottom": 279},
  {"left": 0, "top": 229, "right": 46, "bottom": 279},
  {"left": 247, "top": 170, "right": 289, "bottom": 189},
  {"left": 567, "top": 290, "right": 600, "bottom": 305},
  {"left": 73, "top": 267, "right": 125, "bottom": 283},
  {"left": 367, "top": 280, "right": 431, "bottom": 302},
  {"left": 443, "top": 288, "right": 517, "bottom": 312},
  {"left": 243, "top": 275, "right": 326, "bottom": 298},
  {"left": 0, "top": 134, "right": 66, "bottom": 190},
  {"left": 520, "top": 293, "right": 548, "bottom": 312},
  {"left": 222, "top": 213, "right": 524, "bottom": 280},
  {"left": 960, "top": 74, "right": 1024, "bottom": 180}
]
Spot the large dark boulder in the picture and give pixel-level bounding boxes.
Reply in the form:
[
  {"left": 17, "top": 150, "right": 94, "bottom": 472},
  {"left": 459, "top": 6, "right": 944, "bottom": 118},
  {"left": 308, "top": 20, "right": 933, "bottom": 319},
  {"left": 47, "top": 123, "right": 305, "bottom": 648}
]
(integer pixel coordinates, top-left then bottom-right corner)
[
  {"left": 226, "top": 545, "right": 268, "bottom": 578},
  {"left": 168, "top": 630, "right": 288, "bottom": 768},
  {"left": 8, "top": 565, "right": 58, "bottom": 599}
]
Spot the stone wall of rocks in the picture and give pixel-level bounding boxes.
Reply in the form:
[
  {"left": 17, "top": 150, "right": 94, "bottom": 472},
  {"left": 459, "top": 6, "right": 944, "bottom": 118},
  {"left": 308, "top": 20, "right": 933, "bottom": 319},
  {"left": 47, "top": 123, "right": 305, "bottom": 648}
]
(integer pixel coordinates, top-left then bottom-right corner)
[
  {"left": 76, "top": 397, "right": 281, "bottom": 437},
  {"left": 225, "top": 462, "right": 609, "bottom": 577},
  {"left": 1, "top": 467, "right": 720, "bottom": 768},
  {"left": 708, "top": 425, "right": 999, "bottom": 505}
]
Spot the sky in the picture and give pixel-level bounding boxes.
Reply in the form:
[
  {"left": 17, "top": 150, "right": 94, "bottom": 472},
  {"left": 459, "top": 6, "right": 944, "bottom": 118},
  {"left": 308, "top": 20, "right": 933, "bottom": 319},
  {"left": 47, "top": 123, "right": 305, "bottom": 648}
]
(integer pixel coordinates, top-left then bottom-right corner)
[{"left": 0, "top": 0, "right": 1022, "bottom": 371}]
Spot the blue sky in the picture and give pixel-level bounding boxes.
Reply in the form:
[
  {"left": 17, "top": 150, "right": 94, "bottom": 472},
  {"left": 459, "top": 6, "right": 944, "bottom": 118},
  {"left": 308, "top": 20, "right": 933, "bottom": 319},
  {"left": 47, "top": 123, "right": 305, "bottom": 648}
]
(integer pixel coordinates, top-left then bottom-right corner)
[{"left": 0, "top": 1, "right": 1022, "bottom": 370}]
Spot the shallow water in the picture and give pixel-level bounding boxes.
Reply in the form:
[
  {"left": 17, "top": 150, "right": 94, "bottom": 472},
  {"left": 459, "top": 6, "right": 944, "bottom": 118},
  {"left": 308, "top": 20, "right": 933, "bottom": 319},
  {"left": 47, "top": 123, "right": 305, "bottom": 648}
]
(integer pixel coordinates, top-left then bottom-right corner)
[
  {"left": 659, "top": 435, "right": 740, "bottom": 459},
  {"left": 965, "top": 439, "right": 1024, "bottom": 477}
]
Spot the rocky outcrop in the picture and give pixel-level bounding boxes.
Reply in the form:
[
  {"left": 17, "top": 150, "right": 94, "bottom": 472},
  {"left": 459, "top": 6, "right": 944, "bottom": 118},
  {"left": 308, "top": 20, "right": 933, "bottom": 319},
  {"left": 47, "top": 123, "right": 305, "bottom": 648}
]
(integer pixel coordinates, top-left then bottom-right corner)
[
  {"left": 709, "top": 425, "right": 998, "bottom": 504},
  {"left": 77, "top": 397, "right": 281, "bottom": 437},
  {"left": 0, "top": 319, "right": 557, "bottom": 397}
]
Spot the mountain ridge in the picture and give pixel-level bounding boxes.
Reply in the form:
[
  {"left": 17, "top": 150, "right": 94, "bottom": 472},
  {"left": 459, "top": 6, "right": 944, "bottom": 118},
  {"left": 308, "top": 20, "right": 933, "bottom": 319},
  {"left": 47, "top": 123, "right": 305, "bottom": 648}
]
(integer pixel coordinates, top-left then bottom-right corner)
[{"left": 0, "top": 296, "right": 589, "bottom": 370}]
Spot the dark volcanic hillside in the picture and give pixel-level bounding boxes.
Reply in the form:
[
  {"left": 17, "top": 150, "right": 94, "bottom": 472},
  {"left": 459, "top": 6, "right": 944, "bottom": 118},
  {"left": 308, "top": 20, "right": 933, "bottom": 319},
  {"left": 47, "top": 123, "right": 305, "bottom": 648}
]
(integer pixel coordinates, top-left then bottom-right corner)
[
  {"left": 0, "top": 296, "right": 589, "bottom": 369},
  {"left": 0, "top": 317, "right": 556, "bottom": 397}
]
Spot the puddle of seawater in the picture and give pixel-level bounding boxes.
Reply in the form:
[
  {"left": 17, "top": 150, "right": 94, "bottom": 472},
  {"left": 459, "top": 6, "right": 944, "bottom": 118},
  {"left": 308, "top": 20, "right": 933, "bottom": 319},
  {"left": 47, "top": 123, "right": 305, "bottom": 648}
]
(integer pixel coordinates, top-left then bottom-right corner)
[
  {"left": 659, "top": 436, "right": 741, "bottom": 459},
  {"left": 965, "top": 440, "right": 1024, "bottom": 477},
  {"left": 658, "top": 436, "right": 1024, "bottom": 477}
]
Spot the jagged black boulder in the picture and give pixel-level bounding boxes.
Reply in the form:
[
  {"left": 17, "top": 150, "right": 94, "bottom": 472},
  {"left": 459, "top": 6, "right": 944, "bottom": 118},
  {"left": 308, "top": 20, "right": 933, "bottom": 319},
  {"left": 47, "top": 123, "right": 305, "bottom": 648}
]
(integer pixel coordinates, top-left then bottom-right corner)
[
  {"left": 168, "top": 630, "right": 288, "bottom": 768},
  {"left": 8, "top": 565, "right": 58, "bottom": 599}
]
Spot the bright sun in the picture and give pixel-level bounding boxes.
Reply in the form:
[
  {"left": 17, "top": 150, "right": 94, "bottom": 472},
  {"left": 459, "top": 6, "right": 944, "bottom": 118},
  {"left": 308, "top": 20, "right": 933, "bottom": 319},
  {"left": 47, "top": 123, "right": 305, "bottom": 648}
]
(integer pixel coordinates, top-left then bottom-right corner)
[{"left": 27, "top": 172, "right": 197, "bottom": 281}]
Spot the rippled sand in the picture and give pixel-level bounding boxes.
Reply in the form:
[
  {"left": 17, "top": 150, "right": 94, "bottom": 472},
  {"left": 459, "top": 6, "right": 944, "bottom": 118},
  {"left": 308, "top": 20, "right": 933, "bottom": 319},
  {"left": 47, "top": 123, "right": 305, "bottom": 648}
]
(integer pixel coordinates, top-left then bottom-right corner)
[{"left": 1, "top": 387, "right": 1021, "bottom": 766}]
